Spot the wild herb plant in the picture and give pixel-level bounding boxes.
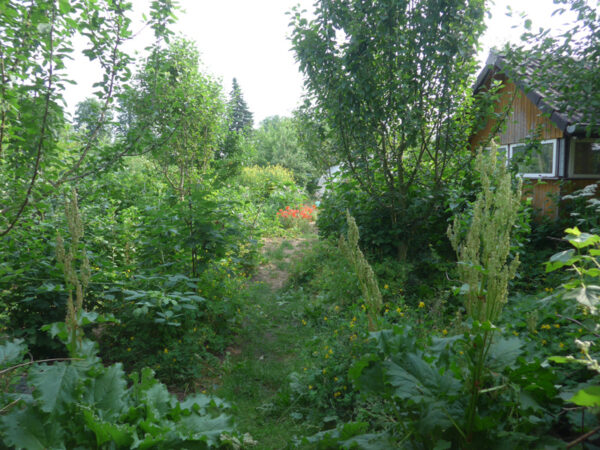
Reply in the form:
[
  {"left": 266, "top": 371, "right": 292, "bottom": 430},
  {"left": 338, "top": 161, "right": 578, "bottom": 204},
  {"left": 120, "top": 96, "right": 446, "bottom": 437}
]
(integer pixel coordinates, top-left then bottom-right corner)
[
  {"left": 448, "top": 147, "right": 522, "bottom": 323},
  {"left": 447, "top": 146, "right": 522, "bottom": 441},
  {"left": 339, "top": 210, "right": 382, "bottom": 331}
]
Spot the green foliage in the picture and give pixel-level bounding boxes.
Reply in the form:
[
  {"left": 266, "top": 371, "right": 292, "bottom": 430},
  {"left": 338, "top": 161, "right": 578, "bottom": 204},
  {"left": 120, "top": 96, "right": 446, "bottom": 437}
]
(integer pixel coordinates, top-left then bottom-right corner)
[
  {"left": 0, "top": 190, "right": 240, "bottom": 449},
  {"left": 123, "top": 37, "right": 227, "bottom": 200},
  {"left": 229, "top": 165, "right": 309, "bottom": 235},
  {"left": 316, "top": 171, "right": 458, "bottom": 261},
  {"left": 251, "top": 115, "right": 319, "bottom": 190},
  {"left": 0, "top": 0, "right": 175, "bottom": 235},
  {"left": 0, "top": 341, "right": 236, "bottom": 449},
  {"left": 73, "top": 97, "right": 114, "bottom": 141},
  {"left": 291, "top": 0, "right": 485, "bottom": 254},
  {"left": 290, "top": 239, "right": 360, "bottom": 306}
]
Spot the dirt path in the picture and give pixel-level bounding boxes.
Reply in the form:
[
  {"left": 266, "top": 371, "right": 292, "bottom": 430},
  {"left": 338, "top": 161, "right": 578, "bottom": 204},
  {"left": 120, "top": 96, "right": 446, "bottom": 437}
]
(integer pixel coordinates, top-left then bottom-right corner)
[
  {"left": 253, "top": 237, "right": 311, "bottom": 289},
  {"left": 212, "top": 235, "right": 318, "bottom": 448}
]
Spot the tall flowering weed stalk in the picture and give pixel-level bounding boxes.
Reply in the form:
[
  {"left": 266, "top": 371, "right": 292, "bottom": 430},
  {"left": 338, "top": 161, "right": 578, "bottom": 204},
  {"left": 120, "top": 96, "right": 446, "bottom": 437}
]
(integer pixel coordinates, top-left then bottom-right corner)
[
  {"left": 447, "top": 146, "right": 522, "bottom": 441},
  {"left": 339, "top": 210, "right": 382, "bottom": 331},
  {"left": 448, "top": 146, "right": 522, "bottom": 323},
  {"left": 55, "top": 189, "right": 92, "bottom": 356}
]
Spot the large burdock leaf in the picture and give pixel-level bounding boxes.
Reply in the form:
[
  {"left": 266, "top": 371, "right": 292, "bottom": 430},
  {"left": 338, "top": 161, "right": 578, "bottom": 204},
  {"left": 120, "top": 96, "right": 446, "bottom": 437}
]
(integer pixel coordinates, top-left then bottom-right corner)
[
  {"left": 29, "top": 363, "right": 79, "bottom": 415},
  {"left": 0, "top": 406, "right": 65, "bottom": 450},
  {"left": 85, "top": 363, "right": 128, "bottom": 421},
  {"left": 385, "top": 353, "right": 461, "bottom": 402},
  {"left": 0, "top": 338, "right": 27, "bottom": 367},
  {"left": 176, "top": 412, "right": 232, "bottom": 445},
  {"left": 82, "top": 408, "right": 134, "bottom": 447}
]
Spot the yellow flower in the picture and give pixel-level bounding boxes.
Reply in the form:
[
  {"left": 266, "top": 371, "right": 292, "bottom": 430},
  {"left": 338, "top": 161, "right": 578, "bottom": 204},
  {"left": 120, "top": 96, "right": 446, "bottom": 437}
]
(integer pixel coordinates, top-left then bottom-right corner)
[
  {"left": 541, "top": 324, "right": 551, "bottom": 330},
  {"left": 442, "top": 329, "right": 448, "bottom": 336},
  {"left": 302, "top": 319, "right": 307, "bottom": 326},
  {"left": 554, "top": 324, "right": 560, "bottom": 329},
  {"left": 127, "top": 347, "right": 131, "bottom": 352},
  {"left": 324, "top": 316, "right": 328, "bottom": 321},
  {"left": 541, "top": 339, "right": 547, "bottom": 345},
  {"left": 334, "top": 305, "right": 340, "bottom": 311},
  {"left": 513, "top": 331, "right": 519, "bottom": 336},
  {"left": 325, "top": 354, "right": 329, "bottom": 359},
  {"left": 334, "top": 377, "right": 338, "bottom": 382},
  {"left": 322, "top": 369, "right": 327, "bottom": 374},
  {"left": 164, "top": 348, "right": 169, "bottom": 354},
  {"left": 396, "top": 307, "right": 402, "bottom": 313},
  {"left": 303, "top": 367, "right": 307, "bottom": 371},
  {"left": 418, "top": 301, "right": 425, "bottom": 309},
  {"left": 579, "top": 328, "right": 583, "bottom": 333},
  {"left": 459, "top": 351, "right": 464, "bottom": 355},
  {"left": 308, "top": 385, "right": 313, "bottom": 390},
  {"left": 559, "top": 342, "right": 565, "bottom": 349},
  {"left": 384, "top": 284, "right": 389, "bottom": 290},
  {"left": 384, "top": 309, "right": 389, "bottom": 314},
  {"left": 130, "top": 336, "right": 134, "bottom": 340}
]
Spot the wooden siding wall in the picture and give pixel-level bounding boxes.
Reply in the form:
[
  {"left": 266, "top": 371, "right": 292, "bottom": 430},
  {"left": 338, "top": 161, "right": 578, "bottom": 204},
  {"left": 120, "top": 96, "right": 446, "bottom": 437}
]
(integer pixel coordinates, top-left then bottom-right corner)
[
  {"left": 522, "top": 180, "right": 560, "bottom": 220},
  {"left": 471, "top": 76, "right": 562, "bottom": 148},
  {"left": 522, "top": 179, "right": 600, "bottom": 221}
]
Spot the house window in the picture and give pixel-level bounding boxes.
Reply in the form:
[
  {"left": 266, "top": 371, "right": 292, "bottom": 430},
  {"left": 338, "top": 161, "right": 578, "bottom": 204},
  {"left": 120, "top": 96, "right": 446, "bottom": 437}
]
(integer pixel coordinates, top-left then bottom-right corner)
[
  {"left": 509, "top": 139, "right": 557, "bottom": 178},
  {"left": 569, "top": 139, "right": 600, "bottom": 178}
]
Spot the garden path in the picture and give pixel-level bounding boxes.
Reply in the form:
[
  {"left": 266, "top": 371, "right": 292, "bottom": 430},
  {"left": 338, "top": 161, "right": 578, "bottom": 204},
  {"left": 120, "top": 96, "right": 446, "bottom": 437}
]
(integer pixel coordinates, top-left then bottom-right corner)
[{"left": 208, "top": 235, "right": 319, "bottom": 448}]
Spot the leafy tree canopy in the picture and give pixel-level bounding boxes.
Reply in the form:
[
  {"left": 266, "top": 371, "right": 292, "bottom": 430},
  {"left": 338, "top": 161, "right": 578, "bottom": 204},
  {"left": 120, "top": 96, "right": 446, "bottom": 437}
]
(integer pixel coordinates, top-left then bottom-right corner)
[
  {"left": 122, "top": 37, "right": 227, "bottom": 199},
  {"left": 290, "top": 0, "right": 486, "bottom": 255},
  {"left": 252, "top": 115, "right": 318, "bottom": 189},
  {"left": 0, "top": 0, "right": 178, "bottom": 236},
  {"left": 73, "top": 97, "right": 114, "bottom": 141}
]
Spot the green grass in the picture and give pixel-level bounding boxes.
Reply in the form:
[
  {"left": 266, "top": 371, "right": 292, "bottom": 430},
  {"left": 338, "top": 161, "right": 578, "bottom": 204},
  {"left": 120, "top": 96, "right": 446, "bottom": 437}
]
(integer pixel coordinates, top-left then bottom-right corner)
[{"left": 211, "top": 266, "right": 320, "bottom": 448}]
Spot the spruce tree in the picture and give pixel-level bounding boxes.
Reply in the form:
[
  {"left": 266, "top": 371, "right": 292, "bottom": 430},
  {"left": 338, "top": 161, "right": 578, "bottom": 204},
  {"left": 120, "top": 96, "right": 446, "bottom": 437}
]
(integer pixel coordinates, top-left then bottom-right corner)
[{"left": 228, "top": 78, "right": 254, "bottom": 133}]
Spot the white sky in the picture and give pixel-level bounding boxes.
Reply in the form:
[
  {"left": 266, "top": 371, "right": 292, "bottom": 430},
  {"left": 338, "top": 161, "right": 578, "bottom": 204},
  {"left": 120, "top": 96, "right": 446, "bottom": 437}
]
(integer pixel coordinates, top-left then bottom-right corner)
[{"left": 65, "top": 0, "right": 580, "bottom": 125}]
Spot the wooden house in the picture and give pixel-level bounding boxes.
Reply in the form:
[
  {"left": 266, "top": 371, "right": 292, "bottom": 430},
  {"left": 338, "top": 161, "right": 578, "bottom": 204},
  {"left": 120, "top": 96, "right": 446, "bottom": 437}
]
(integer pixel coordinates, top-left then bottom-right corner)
[{"left": 471, "top": 51, "right": 600, "bottom": 218}]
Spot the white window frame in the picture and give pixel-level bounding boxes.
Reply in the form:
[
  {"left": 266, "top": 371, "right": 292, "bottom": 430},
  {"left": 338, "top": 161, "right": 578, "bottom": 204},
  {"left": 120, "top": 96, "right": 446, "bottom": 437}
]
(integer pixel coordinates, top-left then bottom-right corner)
[
  {"left": 509, "top": 139, "right": 558, "bottom": 178},
  {"left": 568, "top": 138, "right": 600, "bottom": 179}
]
